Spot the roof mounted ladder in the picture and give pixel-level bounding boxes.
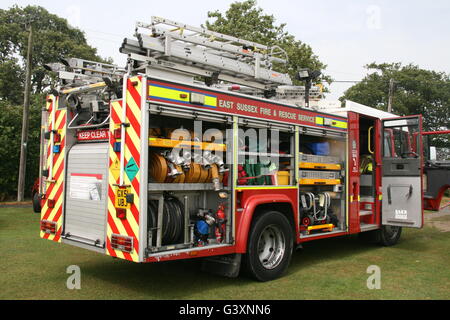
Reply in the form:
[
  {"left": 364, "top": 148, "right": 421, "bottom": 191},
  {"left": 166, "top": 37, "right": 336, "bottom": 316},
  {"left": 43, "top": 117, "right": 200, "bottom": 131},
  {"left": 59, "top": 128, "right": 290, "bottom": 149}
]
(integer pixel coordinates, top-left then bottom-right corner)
[{"left": 120, "top": 16, "right": 293, "bottom": 91}]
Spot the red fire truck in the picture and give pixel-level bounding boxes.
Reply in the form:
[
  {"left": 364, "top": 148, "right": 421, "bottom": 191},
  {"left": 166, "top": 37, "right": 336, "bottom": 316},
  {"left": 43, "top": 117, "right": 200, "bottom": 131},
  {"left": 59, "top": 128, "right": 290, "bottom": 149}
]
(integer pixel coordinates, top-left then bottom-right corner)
[{"left": 37, "top": 17, "right": 427, "bottom": 281}]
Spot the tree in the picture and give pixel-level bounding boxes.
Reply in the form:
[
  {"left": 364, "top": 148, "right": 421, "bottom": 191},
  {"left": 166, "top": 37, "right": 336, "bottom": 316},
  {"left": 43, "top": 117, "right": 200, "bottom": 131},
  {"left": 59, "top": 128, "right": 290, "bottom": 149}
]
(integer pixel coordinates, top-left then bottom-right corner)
[
  {"left": 0, "top": 5, "right": 108, "bottom": 199},
  {"left": 0, "top": 5, "right": 107, "bottom": 96},
  {"left": 204, "top": 0, "right": 329, "bottom": 85},
  {"left": 341, "top": 62, "right": 450, "bottom": 147}
]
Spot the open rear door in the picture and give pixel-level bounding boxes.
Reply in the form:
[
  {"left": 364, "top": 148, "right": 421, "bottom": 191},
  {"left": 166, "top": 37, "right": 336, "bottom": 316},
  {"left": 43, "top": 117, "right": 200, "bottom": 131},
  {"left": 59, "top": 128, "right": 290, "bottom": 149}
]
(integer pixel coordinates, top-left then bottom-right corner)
[{"left": 382, "top": 115, "right": 423, "bottom": 228}]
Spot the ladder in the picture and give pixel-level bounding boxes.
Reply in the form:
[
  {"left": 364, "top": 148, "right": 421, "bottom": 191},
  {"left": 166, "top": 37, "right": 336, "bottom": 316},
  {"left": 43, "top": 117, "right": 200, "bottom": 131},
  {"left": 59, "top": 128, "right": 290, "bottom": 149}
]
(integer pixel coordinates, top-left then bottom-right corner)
[
  {"left": 120, "top": 16, "right": 293, "bottom": 91},
  {"left": 215, "top": 84, "right": 323, "bottom": 108}
]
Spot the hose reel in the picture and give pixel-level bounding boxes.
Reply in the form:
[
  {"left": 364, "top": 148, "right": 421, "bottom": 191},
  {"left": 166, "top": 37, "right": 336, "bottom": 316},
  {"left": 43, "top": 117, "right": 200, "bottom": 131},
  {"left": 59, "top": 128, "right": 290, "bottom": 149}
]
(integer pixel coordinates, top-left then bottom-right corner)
[
  {"left": 149, "top": 151, "right": 226, "bottom": 189},
  {"left": 300, "top": 192, "right": 338, "bottom": 227}
]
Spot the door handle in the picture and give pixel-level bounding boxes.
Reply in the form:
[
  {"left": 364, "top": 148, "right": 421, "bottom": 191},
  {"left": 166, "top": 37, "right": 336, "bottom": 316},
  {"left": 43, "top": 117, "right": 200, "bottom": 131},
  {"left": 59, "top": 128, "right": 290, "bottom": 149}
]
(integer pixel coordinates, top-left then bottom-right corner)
[{"left": 387, "top": 184, "right": 413, "bottom": 204}]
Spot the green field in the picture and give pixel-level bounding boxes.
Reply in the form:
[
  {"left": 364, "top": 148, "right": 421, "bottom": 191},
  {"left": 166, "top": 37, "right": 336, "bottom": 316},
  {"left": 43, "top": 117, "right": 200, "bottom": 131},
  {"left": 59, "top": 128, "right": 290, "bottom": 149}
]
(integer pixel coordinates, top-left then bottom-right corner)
[{"left": 1, "top": 206, "right": 449, "bottom": 300}]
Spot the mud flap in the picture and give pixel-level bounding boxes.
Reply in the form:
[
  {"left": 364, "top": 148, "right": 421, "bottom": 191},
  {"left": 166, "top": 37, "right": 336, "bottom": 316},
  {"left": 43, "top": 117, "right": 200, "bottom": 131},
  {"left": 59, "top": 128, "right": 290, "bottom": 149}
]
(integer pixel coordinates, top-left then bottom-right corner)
[{"left": 201, "top": 254, "right": 242, "bottom": 278}]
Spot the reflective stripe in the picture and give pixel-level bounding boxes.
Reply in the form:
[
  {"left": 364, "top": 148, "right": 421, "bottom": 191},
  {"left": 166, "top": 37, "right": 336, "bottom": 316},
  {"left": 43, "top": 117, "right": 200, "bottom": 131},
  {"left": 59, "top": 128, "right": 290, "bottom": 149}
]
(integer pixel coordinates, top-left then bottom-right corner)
[
  {"left": 315, "top": 116, "right": 348, "bottom": 129},
  {"left": 149, "top": 84, "right": 217, "bottom": 108},
  {"left": 106, "top": 76, "right": 143, "bottom": 262},
  {"left": 41, "top": 96, "right": 66, "bottom": 243}
]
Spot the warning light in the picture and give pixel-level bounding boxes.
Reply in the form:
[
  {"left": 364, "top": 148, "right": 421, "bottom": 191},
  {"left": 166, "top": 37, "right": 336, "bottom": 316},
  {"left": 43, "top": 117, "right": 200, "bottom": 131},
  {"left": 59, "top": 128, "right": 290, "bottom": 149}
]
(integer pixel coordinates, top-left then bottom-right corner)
[
  {"left": 53, "top": 145, "right": 60, "bottom": 153},
  {"left": 54, "top": 133, "right": 61, "bottom": 143},
  {"left": 114, "top": 128, "right": 122, "bottom": 140},
  {"left": 48, "top": 199, "right": 56, "bottom": 208},
  {"left": 116, "top": 208, "right": 127, "bottom": 220},
  {"left": 113, "top": 142, "right": 121, "bottom": 153}
]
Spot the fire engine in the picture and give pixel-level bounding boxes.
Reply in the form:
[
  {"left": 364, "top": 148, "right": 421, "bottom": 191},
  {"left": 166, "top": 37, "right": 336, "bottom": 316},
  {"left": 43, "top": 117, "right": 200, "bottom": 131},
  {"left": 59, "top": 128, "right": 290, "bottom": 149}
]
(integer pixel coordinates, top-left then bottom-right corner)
[{"left": 37, "top": 17, "right": 429, "bottom": 281}]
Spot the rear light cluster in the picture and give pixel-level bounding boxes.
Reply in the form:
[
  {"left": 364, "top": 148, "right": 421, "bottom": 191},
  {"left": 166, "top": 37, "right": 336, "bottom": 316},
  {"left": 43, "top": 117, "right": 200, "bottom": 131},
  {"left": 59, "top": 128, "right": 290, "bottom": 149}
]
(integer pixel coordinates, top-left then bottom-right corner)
[
  {"left": 111, "top": 234, "right": 133, "bottom": 253},
  {"left": 40, "top": 220, "right": 57, "bottom": 234},
  {"left": 48, "top": 199, "right": 56, "bottom": 208},
  {"left": 116, "top": 208, "right": 127, "bottom": 220}
]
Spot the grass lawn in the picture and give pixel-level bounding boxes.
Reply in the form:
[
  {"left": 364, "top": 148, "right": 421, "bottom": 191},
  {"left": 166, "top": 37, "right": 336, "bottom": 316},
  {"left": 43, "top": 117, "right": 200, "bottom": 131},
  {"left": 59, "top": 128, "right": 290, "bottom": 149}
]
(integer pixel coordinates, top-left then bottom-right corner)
[{"left": 1, "top": 206, "right": 449, "bottom": 300}]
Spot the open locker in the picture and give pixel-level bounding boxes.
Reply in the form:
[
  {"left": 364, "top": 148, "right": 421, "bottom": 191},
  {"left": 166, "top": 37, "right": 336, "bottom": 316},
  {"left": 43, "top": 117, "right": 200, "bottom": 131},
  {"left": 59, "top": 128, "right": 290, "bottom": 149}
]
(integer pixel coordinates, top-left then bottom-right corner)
[
  {"left": 298, "top": 127, "right": 347, "bottom": 237},
  {"left": 146, "top": 108, "right": 234, "bottom": 254}
]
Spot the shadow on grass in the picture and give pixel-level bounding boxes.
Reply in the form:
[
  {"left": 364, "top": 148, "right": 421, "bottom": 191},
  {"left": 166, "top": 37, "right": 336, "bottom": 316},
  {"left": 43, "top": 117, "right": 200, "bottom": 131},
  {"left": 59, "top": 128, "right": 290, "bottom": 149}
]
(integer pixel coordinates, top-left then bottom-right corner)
[
  {"left": 81, "top": 256, "right": 254, "bottom": 299},
  {"left": 79, "top": 232, "right": 434, "bottom": 299}
]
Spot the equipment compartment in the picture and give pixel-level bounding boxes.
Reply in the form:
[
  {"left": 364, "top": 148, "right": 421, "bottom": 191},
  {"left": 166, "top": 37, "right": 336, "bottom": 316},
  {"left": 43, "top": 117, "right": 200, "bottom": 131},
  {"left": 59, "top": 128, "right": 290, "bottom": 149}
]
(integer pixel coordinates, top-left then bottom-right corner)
[
  {"left": 298, "top": 133, "right": 346, "bottom": 237},
  {"left": 146, "top": 113, "right": 233, "bottom": 254}
]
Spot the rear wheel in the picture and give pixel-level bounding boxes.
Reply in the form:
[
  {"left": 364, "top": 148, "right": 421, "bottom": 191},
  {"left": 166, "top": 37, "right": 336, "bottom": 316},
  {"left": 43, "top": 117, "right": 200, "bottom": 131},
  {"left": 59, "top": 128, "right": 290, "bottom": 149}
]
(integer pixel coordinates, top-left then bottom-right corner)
[
  {"left": 32, "top": 192, "right": 41, "bottom": 213},
  {"left": 243, "top": 211, "right": 294, "bottom": 282},
  {"left": 379, "top": 225, "right": 402, "bottom": 246},
  {"left": 359, "top": 225, "right": 402, "bottom": 246}
]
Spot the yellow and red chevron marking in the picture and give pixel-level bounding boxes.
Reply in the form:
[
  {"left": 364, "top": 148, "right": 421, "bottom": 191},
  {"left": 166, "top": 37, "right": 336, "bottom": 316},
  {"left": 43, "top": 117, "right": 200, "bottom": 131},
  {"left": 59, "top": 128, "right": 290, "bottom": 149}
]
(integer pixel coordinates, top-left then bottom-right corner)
[
  {"left": 106, "top": 76, "right": 143, "bottom": 262},
  {"left": 40, "top": 96, "right": 66, "bottom": 243}
]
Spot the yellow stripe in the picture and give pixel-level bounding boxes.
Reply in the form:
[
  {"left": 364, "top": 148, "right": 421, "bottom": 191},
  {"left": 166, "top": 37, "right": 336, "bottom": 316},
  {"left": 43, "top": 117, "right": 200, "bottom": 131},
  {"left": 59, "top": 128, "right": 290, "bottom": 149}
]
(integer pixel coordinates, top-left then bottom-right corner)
[
  {"left": 106, "top": 84, "right": 141, "bottom": 262},
  {"left": 126, "top": 91, "right": 141, "bottom": 122},
  {"left": 150, "top": 85, "right": 189, "bottom": 102},
  {"left": 54, "top": 110, "right": 66, "bottom": 131},
  {"left": 204, "top": 96, "right": 217, "bottom": 107},
  {"left": 108, "top": 198, "right": 133, "bottom": 235},
  {"left": 41, "top": 99, "right": 65, "bottom": 243},
  {"left": 315, "top": 116, "right": 348, "bottom": 129},
  {"left": 149, "top": 85, "right": 217, "bottom": 108}
]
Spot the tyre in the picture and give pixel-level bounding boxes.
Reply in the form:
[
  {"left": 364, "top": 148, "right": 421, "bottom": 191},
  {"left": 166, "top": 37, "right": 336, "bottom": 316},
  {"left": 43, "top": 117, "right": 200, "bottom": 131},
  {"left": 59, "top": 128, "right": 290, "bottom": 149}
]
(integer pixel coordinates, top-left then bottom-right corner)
[
  {"left": 243, "top": 211, "right": 294, "bottom": 282},
  {"left": 378, "top": 225, "right": 402, "bottom": 246},
  {"left": 359, "top": 225, "right": 402, "bottom": 246},
  {"left": 32, "top": 192, "right": 41, "bottom": 213}
]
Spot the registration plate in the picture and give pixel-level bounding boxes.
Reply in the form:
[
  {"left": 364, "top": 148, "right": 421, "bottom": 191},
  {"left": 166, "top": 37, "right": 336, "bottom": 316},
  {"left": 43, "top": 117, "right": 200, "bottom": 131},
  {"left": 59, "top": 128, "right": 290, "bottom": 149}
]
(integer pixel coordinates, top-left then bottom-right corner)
[{"left": 115, "top": 187, "right": 131, "bottom": 209}]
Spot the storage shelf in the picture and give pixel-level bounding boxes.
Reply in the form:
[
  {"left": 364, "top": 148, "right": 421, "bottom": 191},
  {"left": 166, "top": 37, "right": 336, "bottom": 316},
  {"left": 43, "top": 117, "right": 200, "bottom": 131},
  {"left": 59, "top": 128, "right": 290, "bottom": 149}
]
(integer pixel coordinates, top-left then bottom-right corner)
[
  {"left": 239, "top": 152, "right": 294, "bottom": 158},
  {"left": 299, "top": 153, "right": 342, "bottom": 170},
  {"left": 299, "top": 162, "right": 342, "bottom": 170},
  {"left": 149, "top": 137, "right": 226, "bottom": 151},
  {"left": 148, "top": 183, "right": 224, "bottom": 191},
  {"left": 299, "top": 179, "right": 341, "bottom": 185}
]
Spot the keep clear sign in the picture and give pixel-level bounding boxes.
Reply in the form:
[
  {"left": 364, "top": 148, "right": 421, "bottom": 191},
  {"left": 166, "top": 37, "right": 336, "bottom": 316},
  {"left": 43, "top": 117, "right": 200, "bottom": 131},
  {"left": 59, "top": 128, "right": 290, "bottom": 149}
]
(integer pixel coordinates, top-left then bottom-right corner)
[{"left": 70, "top": 174, "right": 103, "bottom": 201}]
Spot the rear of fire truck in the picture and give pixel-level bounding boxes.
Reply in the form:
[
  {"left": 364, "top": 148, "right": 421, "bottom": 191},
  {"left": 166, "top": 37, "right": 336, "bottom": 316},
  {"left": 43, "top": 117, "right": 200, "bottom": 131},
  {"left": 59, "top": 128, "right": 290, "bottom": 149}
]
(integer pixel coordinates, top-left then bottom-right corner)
[
  {"left": 39, "top": 58, "right": 126, "bottom": 253},
  {"left": 39, "top": 59, "right": 240, "bottom": 266},
  {"left": 38, "top": 17, "right": 305, "bottom": 280},
  {"left": 38, "top": 17, "right": 427, "bottom": 282}
]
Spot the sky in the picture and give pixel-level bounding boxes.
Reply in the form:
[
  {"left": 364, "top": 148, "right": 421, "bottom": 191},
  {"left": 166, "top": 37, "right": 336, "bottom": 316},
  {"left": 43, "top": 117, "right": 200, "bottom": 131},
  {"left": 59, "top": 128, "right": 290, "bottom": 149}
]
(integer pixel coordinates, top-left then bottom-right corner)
[{"left": 1, "top": 0, "right": 449, "bottom": 100}]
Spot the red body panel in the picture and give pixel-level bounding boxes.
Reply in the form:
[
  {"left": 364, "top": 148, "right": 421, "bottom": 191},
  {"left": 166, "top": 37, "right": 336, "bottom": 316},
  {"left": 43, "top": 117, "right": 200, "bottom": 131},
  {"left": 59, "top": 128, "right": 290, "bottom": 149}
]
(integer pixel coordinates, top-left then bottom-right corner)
[
  {"left": 145, "top": 246, "right": 236, "bottom": 263},
  {"left": 347, "top": 112, "right": 361, "bottom": 234},
  {"left": 424, "top": 187, "right": 449, "bottom": 211},
  {"left": 147, "top": 80, "right": 347, "bottom": 132},
  {"left": 373, "top": 119, "right": 382, "bottom": 226},
  {"left": 234, "top": 189, "right": 299, "bottom": 253}
]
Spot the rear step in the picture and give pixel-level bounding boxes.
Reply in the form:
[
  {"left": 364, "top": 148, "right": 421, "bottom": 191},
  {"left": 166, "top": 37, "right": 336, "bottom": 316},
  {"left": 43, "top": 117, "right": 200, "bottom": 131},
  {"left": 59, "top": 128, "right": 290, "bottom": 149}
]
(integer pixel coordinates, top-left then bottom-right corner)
[
  {"left": 360, "top": 223, "right": 379, "bottom": 232},
  {"left": 359, "top": 210, "right": 373, "bottom": 217}
]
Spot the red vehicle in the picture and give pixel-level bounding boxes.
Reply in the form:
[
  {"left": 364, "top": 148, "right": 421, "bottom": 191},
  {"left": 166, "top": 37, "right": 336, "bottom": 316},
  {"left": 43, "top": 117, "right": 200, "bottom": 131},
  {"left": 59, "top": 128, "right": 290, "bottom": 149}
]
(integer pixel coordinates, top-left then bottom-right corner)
[
  {"left": 422, "top": 130, "right": 450, "bottom": 211},
  {"left": 37, "top": 17, "right": 426, "bottom": 281},
  {"left": 32, "top": 178, "right": 41, "bottom": 213}
]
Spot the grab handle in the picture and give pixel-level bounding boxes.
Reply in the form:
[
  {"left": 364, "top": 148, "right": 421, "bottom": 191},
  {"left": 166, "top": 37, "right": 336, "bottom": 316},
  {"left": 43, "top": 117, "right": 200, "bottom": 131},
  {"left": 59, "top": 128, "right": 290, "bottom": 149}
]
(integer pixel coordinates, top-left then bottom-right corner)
[{"left": 368, "top": 126, "right": 374, "bottom": 155}]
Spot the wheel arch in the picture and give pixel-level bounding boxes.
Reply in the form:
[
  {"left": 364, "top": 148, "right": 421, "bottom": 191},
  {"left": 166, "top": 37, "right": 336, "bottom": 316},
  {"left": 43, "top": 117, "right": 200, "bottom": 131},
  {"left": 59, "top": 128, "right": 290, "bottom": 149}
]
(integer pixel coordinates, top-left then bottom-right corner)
[{"left": 235, "top": 194, "right": 297, "bottom": 253}]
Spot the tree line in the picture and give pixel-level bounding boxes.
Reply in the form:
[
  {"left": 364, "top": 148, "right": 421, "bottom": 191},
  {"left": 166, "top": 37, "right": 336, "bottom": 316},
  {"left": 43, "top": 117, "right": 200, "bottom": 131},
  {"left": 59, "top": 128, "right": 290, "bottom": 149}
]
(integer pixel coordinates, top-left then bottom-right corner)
[{"left": 0, "top": 1, "right": 448, "bottom": 199}]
